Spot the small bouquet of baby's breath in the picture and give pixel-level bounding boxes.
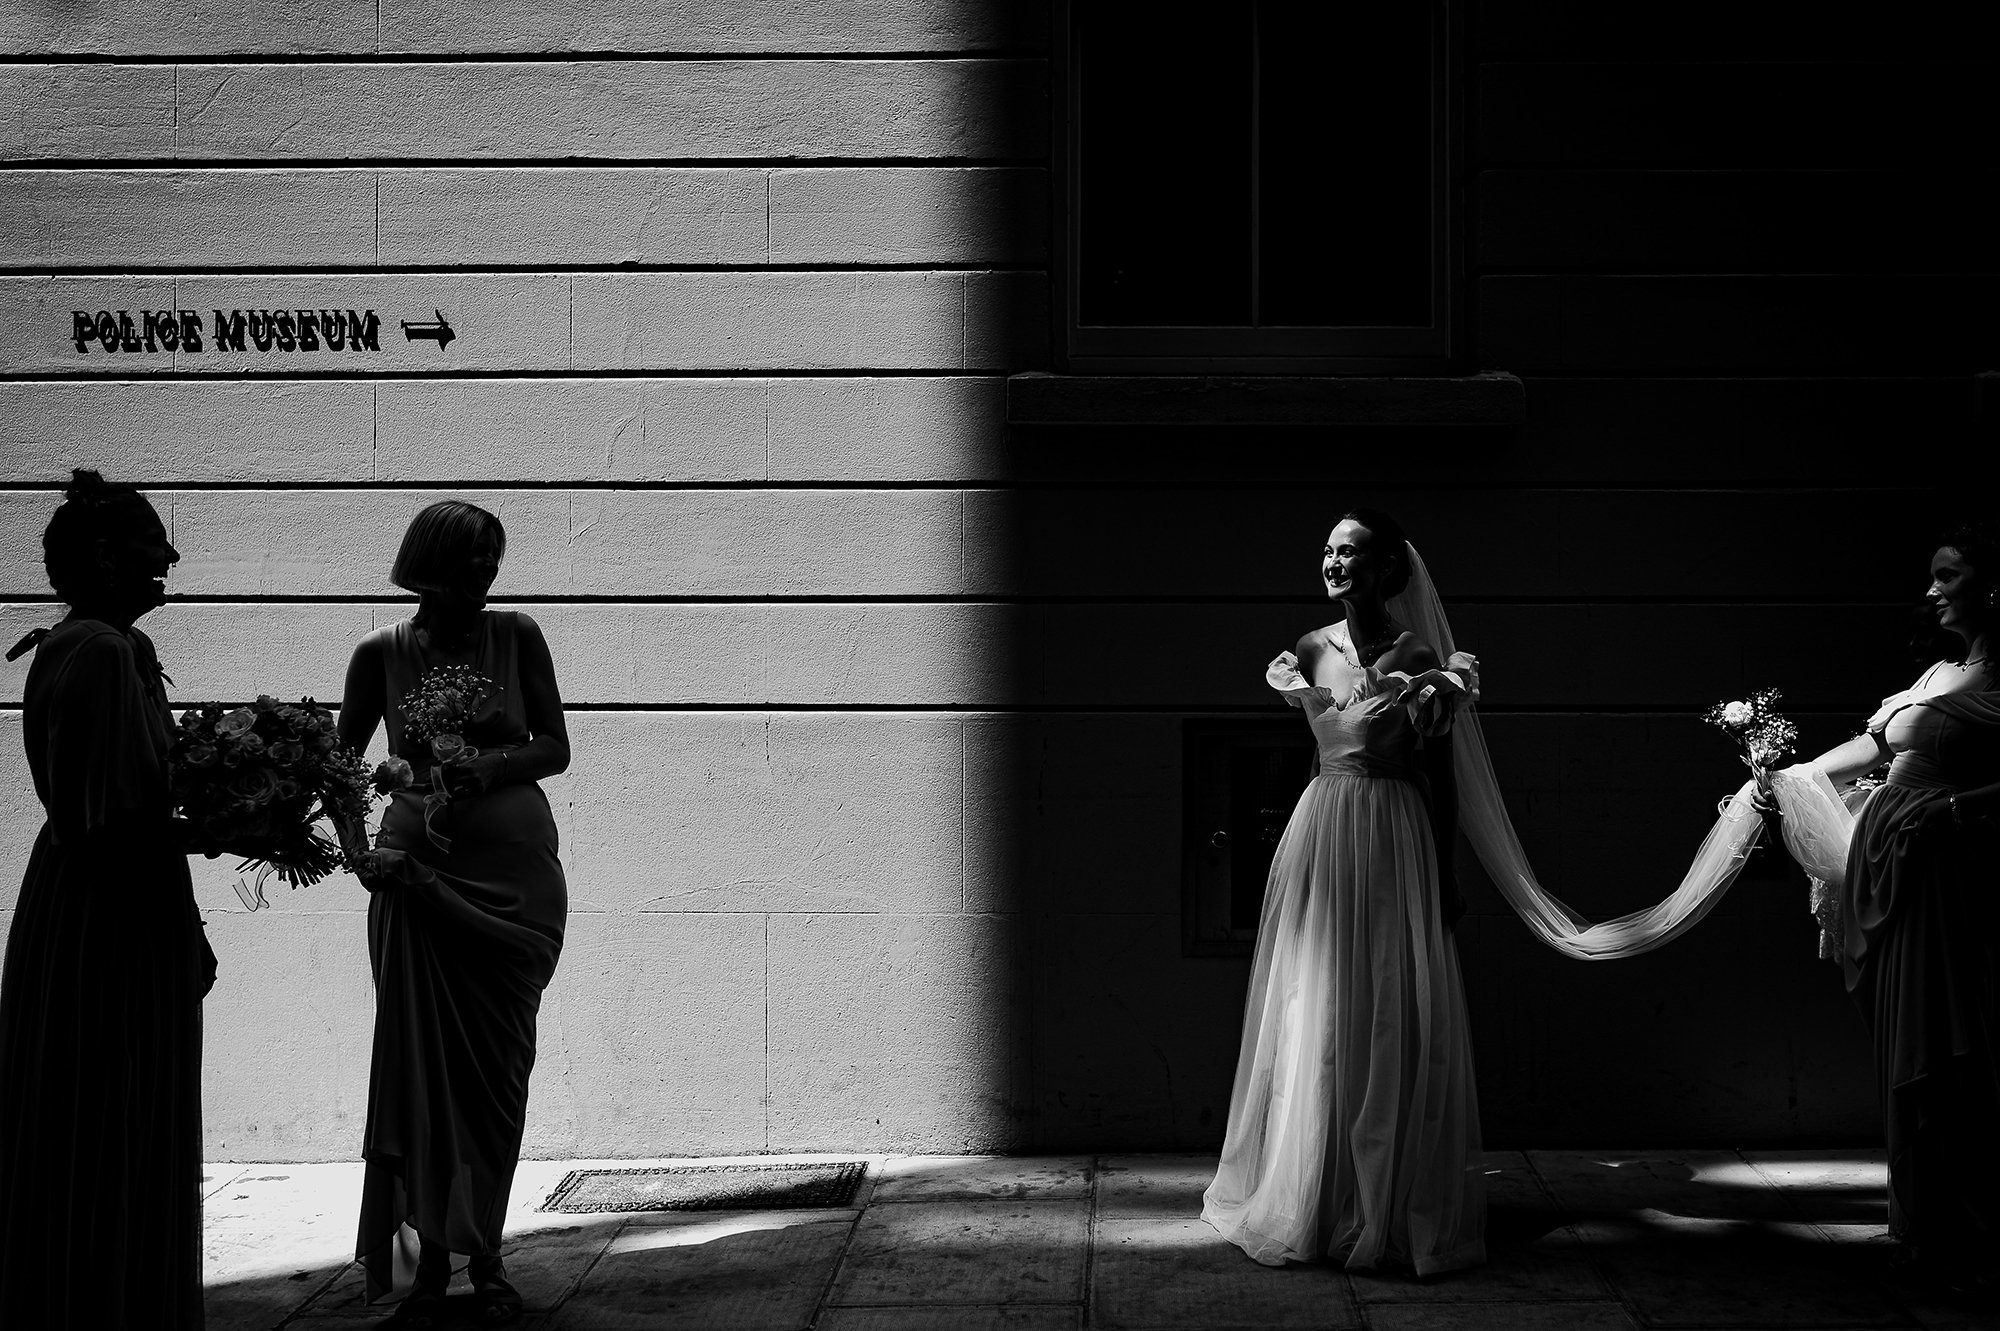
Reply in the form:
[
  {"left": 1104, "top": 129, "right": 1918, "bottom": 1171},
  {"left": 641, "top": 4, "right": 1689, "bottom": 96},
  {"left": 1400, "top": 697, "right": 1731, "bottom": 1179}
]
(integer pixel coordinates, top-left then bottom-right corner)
[
  {"left": 1705, "top": 687, "right": 1800, "bottom": 775},
  {"left": 399, "top": 665, "right": 501, "bottom": 852},
  {"left": 400, "top": 664, "right": 500, "bottom": 756}
]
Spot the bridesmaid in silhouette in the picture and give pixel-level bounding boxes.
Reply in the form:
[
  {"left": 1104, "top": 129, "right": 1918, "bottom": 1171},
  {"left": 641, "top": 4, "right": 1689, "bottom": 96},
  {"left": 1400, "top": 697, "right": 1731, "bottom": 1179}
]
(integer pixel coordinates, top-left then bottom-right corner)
[
  {"left": 339, "top": 500, "right": 570, "bottom": 1327},
  {"left": 0, "top": 470, "right": 217, "bottom": 1328}
]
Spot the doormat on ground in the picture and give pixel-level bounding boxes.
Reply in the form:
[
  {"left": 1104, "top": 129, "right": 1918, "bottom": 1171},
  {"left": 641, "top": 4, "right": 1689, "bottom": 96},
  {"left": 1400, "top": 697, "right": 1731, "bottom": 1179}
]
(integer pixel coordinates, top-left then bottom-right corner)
[{"left": 540, "top": 1161, "right": 868, "bottom": 1213}]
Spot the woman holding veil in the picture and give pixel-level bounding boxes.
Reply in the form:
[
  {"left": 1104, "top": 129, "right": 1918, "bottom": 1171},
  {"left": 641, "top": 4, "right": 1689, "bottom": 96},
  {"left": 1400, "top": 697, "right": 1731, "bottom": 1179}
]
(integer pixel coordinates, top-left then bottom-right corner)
[
  {"left": 1204, "top": 508, "right": 1486, "bottom": 1274},
  {"left": 1765, "top": 524, "right": 2000, "bottom": 1297}
]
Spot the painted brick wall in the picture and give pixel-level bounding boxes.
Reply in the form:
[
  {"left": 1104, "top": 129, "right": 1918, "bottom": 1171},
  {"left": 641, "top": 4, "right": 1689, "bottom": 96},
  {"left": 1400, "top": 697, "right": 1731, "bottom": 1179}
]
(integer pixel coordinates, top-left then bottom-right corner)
[{"left": 0, "top": 0, "right": 1052, "bottom": 1160}]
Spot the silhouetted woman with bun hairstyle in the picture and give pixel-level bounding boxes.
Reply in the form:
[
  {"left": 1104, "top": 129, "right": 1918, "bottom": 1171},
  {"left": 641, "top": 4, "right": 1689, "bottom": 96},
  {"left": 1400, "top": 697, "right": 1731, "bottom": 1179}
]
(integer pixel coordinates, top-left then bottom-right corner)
[
  {"left": 0, "top": 470, "right": 214, "bottom": 1328},
  {"left": 339, "top": 499, "right": 569, "bottom": 1327}
]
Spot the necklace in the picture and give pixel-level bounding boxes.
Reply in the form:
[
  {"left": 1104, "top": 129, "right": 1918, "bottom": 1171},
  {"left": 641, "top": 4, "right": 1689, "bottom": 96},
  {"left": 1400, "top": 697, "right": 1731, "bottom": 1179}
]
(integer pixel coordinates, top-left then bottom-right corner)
[{"left": 1338, "top": 621, "right": 1400, "bottom": 667}]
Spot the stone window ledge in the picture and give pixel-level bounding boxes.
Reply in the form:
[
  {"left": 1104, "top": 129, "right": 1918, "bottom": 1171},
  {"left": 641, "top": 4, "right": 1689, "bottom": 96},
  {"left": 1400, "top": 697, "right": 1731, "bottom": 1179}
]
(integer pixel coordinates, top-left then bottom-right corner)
[{"left": 1006, "top": 371, "right": 1526, "bottom": 426}]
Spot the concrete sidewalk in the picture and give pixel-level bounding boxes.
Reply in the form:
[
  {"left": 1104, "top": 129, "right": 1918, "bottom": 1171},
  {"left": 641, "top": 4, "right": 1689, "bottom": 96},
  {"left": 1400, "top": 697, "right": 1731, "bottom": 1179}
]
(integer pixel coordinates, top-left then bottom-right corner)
[{"left": 203, "top": 1149, "right": 1992, "bottom": 1330}]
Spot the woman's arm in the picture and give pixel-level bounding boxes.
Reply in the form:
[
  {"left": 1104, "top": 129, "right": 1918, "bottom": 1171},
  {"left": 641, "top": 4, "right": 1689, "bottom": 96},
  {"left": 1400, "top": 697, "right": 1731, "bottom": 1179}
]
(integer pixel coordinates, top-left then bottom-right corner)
[
  {"left": 443, "top": 614, "right": 571, "bottom": 796},
  {"left": 504, "top": 613, "right": 571, "bottom": 783},
  {"left": 338, "top": 633, "right": 387, "bottom": 757},
  {"left": 1800, "top": 731, "right": 1891, "bottom": 787}
]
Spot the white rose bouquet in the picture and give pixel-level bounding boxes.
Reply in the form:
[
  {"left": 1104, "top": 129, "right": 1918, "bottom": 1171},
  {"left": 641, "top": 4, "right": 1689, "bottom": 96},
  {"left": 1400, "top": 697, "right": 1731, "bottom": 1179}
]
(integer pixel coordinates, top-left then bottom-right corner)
[{"left": 1704, "top": 687, "right": 1800, "bottom": 784}]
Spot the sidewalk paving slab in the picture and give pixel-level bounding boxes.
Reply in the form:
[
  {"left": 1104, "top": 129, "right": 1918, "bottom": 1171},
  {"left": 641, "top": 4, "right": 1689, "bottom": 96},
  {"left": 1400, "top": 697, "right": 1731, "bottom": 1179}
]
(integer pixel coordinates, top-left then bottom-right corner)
[
  {"left": 1350, "top": 1152, "right": 1610, "bottom": 1306},
  {"left": 188, "top": 1148, "right": 1993, "bottom": 1331},
  {"left": 829, "top": 1198, "right": 1090, "bottom": 1307},
  {"left": 871, "top": 1155, "right": 1093, "bottom": 1204},
  {"left": 542, "top": 1211, "right": 853, "bottom": 1331},
  {"left": 1530, "top": 1151, "right": 1914, "bottom": 1329},
  {"left": 1096, "top": 1155, "right": 1213, "bottom": 1219},
  {"left": 1090, "top": 1216, "right": 1362, "bottom": 1330},
  {"left": 1365, "top": 1306, "right": 1640, "bottom": 1330},
  {"left": 817, "top": 1310, "right": 1085, "bottom": 1331}
]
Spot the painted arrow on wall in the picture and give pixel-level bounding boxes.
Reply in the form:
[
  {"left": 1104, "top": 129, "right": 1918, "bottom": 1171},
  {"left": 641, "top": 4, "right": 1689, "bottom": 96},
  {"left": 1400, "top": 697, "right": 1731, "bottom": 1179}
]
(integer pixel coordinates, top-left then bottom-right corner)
[{"left": 401, "top": 310, "right": 456, "bottom": 349}]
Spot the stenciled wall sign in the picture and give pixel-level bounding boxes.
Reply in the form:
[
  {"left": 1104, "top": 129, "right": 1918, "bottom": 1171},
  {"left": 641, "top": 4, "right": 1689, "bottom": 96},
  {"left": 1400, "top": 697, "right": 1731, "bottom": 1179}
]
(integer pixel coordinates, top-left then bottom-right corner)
[{"left": 68, "top": 307, "right": 457, "bottom": 354}]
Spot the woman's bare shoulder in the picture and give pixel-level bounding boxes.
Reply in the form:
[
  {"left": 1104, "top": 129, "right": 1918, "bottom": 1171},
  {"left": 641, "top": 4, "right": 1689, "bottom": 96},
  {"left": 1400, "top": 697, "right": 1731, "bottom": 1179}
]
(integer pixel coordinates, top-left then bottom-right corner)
[
  {"left": 1377, "top": 631, "right": 1440, "bottom": 674},
  {"left": 1295, "top": 623, "right": 1344, "bottom": 657},
  {"left": 348, "top": 623, "right": 397, "bottom": 664}
]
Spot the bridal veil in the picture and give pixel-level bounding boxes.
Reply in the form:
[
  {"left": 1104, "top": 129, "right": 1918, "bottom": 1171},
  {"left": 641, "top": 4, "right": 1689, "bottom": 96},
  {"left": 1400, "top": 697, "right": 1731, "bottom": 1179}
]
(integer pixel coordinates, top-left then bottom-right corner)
[{"left": 1393, "top": 544, "right": 1847, "bottom": 960}]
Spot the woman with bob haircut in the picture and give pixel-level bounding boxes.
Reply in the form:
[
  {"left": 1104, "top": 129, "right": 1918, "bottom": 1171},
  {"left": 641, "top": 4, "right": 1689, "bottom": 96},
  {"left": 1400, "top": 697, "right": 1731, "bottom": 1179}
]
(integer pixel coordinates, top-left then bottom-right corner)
[
  {"left": 0, "top": 470, "right": 218, "bottom": 1327},
  {"left": 338, "top": 499, "right": 570, "bottom": 1326}
]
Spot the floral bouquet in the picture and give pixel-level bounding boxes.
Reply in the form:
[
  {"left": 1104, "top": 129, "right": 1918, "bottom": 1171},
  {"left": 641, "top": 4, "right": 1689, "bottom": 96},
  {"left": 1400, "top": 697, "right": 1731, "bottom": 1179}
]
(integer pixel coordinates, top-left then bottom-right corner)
[
  {"left": 399, "top": 664, "right": 502, "bottom": 851},
  {"left": 168, "top": 697, "right": 377, "bottom": 901},
  {"left": 1704, "top": 687, "right": 1800, "bottom": 777},
  {"left": 1706, "top": 688, "right": 1844, "bottom": 955}
]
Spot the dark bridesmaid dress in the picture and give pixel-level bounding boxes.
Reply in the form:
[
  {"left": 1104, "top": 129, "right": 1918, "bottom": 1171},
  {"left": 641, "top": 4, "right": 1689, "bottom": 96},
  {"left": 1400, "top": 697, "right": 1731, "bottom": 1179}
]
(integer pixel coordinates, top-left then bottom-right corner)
[
  {"left": 1842, "top": 689, "right": 2000, "bottom": 1276},
  {"left": 357, "top": 610, "right": 567, "bottom": 1301},
  {"left": 0, "top": 618, "right": 213, "bottom": 1328}
]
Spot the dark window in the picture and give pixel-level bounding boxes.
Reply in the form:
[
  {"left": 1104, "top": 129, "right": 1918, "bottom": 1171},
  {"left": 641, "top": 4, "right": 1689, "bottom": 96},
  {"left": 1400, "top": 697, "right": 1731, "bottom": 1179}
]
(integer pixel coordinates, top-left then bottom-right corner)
[
  {"left": 1065, "top": 0, "right": 1457, "bottom": 371},
  {"left": 1182, "top": 721, "right": 1316, "bottom": 957}
]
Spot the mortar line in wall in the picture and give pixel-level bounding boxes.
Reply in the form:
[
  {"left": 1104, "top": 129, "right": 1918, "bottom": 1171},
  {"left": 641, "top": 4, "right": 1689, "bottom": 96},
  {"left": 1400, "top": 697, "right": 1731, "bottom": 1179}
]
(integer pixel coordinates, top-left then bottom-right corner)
[
  {"left": 763, "top": 913, "right": 771, "bottom": 1153},
  {"left": 0, "top": 700, "right": 1865, "bottom": 717},
  {"left": 5, "top": 156, "right": 1051, "bottom": 171},
  {"left": 0, "top": 262, "right": 1888, "bottom": 277},
  {"left": 0, "top": 591, "right": 1922, "bottom": 609},
  {"left": 1, "top": 368, "right": 1014, "bottom": 383},
  {"left": 0, "top": 49, "right": 1054, "bottom": 66},
  {"left": 962, "top": 716, "right": 972, "bottom": 915},
  {"left": 0, "top": 369, "right": 1965, "bottom": 387}
]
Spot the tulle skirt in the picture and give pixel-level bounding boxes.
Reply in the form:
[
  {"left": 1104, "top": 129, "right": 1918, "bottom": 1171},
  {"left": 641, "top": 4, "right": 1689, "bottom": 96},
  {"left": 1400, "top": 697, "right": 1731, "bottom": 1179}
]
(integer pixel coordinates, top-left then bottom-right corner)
[{"left": 1203, "top": 772, "right": 1485, "bottom": 1274}]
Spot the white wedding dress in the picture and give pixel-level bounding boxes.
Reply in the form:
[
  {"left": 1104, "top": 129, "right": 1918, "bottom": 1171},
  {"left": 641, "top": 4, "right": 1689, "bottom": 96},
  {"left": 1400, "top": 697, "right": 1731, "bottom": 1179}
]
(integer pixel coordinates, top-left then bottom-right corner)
[{"left": 1202, "top": 623, "right": 1485, "bottom": 1274}]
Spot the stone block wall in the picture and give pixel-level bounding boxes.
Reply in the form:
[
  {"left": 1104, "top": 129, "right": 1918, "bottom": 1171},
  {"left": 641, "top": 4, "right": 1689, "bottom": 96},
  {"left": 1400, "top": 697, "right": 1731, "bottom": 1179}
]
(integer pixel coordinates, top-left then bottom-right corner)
[{"left": 0, "top": 0, "right": 1052, "bottom": 1160}]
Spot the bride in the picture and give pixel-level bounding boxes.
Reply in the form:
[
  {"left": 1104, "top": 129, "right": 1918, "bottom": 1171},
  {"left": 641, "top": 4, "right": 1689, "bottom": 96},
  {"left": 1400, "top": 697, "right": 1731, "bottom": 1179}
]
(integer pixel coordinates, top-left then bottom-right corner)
[{"left": 1202, "top": 508, "right": 1485, "bottom": 1274}]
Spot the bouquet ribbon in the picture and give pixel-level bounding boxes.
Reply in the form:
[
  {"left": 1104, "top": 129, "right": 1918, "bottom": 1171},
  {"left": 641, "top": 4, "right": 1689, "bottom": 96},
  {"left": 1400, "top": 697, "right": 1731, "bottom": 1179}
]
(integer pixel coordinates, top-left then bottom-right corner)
[{"left": 422, "top": 766, "right": 455, "bottom": 853}]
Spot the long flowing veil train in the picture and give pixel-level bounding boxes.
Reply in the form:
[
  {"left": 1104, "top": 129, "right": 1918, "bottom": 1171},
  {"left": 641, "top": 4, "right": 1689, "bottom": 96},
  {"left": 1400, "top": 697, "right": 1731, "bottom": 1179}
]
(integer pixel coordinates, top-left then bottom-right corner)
[{"left": 1395, "top": 544, "right": 1850, "bottom": 960}]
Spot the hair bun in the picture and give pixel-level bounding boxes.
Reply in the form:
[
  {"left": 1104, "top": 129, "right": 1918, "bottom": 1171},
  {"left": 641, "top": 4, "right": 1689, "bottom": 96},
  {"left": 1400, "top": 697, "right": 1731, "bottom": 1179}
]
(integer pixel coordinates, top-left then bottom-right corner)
[{"left": 64, "top": 468, "right": 109, "bottom": 504}]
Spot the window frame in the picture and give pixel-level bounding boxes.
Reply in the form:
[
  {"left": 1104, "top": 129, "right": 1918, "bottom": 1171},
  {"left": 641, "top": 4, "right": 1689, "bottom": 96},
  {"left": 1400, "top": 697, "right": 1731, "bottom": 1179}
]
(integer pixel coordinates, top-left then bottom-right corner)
[{"left": 1054, "top": 0, "right": 1464, "bottom": 374}]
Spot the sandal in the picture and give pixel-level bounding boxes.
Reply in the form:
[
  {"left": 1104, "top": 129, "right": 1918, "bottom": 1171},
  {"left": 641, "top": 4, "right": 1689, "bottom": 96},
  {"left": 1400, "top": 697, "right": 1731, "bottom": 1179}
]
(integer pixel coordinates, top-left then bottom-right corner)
[
  {"left": 381, "top": 1285, "right": 449, "bottom": 1329},
  {"left": 470, "top": 1254, "right": 524, "bottom": 1325}
]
